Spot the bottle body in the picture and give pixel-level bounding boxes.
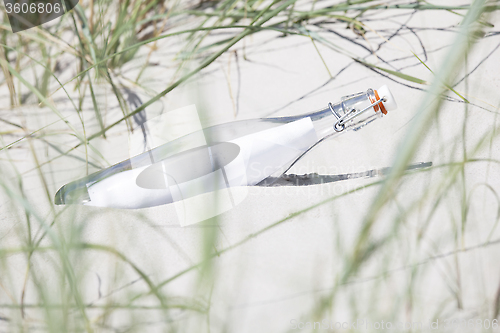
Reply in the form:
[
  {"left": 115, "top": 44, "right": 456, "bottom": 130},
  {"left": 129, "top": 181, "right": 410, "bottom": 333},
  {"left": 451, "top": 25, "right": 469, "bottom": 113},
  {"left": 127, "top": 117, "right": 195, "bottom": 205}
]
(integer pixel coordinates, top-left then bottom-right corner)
[{"left": 55, "top": 87, "right": 394, "bottom": 209}]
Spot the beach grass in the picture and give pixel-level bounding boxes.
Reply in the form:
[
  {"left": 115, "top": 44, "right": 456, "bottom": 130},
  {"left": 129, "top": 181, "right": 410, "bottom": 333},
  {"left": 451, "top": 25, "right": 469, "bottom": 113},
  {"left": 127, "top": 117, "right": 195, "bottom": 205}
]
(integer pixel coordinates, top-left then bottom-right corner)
[{"left": 1, "top": 0, "right": 500, "bottom": 331}]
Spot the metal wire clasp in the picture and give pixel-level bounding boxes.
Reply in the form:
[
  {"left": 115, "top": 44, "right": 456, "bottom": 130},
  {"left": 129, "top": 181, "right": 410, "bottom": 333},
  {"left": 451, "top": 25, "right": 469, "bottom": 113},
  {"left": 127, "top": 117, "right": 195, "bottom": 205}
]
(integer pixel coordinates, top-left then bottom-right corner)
[{"left": 329, "top": 97, "right": 387, "bottom": 132}]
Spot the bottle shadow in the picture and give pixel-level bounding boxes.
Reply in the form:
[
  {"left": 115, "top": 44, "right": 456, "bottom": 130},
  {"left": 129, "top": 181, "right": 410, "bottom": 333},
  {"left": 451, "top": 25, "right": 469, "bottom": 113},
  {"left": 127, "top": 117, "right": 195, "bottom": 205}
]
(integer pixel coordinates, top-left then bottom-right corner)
[{"left": 257, "top": 162, "right": 432, "bottom": 187}]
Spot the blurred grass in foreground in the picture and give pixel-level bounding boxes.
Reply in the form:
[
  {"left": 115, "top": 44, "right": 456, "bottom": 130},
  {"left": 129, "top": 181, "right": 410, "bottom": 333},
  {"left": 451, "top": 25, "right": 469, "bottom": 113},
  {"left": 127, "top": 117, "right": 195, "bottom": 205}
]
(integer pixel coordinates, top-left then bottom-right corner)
[{"left": 0, "top": 0, "right": 500, "bottom": 331}]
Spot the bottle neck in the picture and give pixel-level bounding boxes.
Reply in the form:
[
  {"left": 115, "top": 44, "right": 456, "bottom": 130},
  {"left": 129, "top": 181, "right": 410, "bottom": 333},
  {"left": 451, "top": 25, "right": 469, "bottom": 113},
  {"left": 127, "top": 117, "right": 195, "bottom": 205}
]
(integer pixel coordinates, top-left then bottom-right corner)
[
  {"left": 306, "top": 88, "right": 384, "bottom": 139},
  {"left": 264, "top": 88, "right": 385, "bottom": 141}
]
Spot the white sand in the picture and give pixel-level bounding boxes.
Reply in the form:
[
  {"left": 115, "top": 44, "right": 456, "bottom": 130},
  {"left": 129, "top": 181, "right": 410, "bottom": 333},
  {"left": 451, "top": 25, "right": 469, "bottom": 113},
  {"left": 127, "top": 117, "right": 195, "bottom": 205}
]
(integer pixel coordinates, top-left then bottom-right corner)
[{"left": 1, "top": 1, "right": 500, "bottom": 331}]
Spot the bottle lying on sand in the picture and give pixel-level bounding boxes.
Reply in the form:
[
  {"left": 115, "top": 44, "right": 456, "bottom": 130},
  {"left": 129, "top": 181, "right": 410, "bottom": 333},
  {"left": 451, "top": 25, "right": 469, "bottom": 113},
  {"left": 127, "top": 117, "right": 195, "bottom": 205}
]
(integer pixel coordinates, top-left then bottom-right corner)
[{"left": 55, "top": 85, "right": 397, "bottom": 209}]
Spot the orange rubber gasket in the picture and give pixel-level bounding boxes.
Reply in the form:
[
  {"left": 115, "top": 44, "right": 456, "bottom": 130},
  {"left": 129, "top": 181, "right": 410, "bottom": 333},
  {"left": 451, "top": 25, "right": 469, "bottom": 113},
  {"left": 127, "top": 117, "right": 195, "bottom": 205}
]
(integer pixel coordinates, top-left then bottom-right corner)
[{"left": 374, "top": 90, "right": 387, "bottom": 115}]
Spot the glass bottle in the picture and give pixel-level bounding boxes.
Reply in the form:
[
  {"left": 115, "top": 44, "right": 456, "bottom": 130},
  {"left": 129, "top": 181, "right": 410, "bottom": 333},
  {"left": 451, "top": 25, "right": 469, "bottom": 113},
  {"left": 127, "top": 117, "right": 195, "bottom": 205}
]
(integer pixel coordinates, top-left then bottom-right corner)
[{"left": 55, "top": 85, "right": 397, "bottom": 209}]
